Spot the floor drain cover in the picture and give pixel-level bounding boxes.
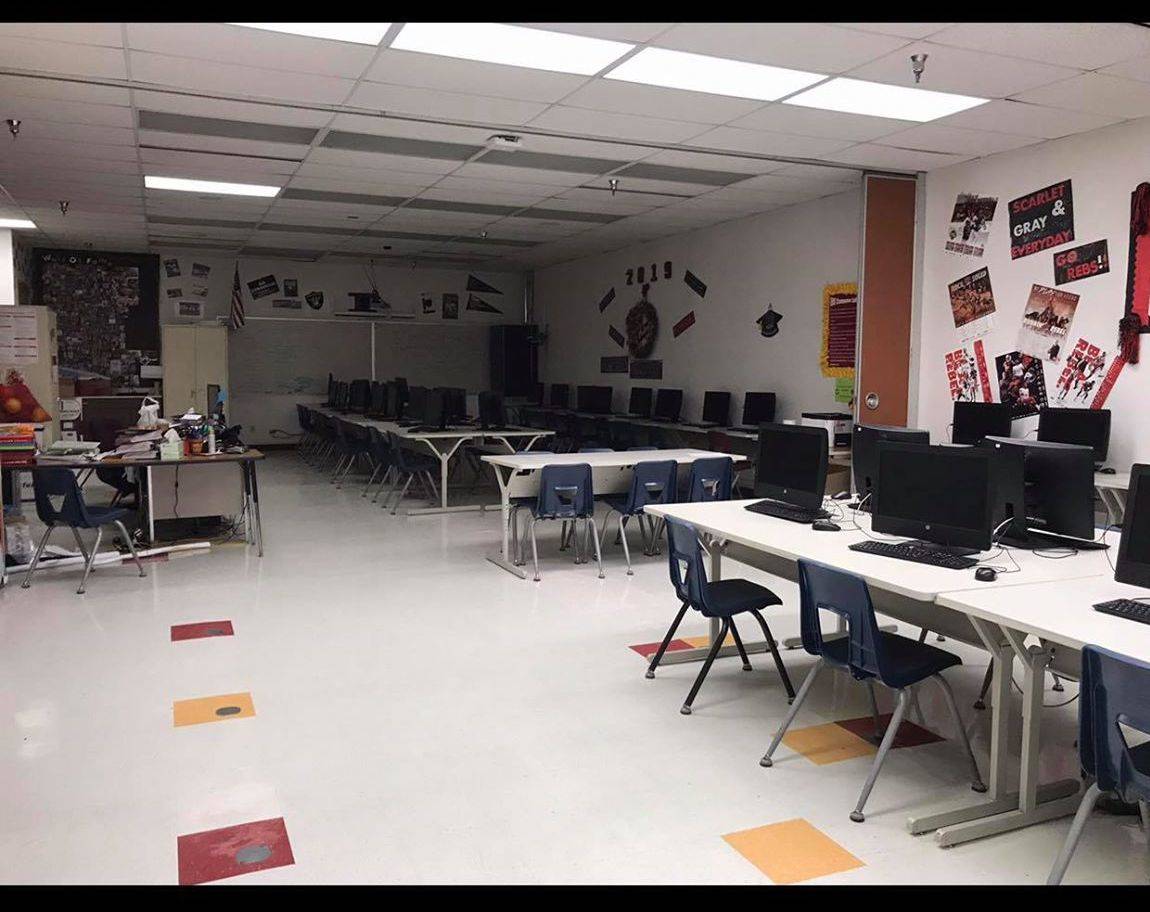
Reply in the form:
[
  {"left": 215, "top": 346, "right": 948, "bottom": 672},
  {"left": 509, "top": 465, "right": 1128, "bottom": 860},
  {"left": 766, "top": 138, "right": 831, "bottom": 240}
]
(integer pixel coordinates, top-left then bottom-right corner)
[
  {"left": 235, "top": 844, "right": 272, "bottom": 865},
  {"left": 215, "top": 705, "right": 243, "bottom": 716}
]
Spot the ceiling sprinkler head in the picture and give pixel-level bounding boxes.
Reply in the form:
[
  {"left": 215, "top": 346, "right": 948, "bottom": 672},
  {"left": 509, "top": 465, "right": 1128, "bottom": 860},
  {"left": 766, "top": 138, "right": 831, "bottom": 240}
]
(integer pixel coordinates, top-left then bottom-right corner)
[
  {"left": 486, "top": 133, "right": 521, "bottom": 150},
  {"left": 58, "top": 200, "right": 70, "bottom": 216},
  {"left": 609, "top": 178, "right": 619, "bottom": 196},
  {"left": 910, "top": 54, "right": 928, "bottom": 84},
  {"left": 480, "top": 230, "right": 488, "bottom": 239},
  {"left": 6, "top": 119, "right": 20, "bottom": 138}
]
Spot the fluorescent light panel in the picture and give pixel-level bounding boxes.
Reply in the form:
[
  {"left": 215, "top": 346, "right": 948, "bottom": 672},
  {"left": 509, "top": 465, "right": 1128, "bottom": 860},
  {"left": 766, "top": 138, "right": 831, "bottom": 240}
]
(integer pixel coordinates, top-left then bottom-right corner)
[
  {"left": 0, "top": 218, "right": 36, "bottom": 229},
  {"left": 145, "top": 176, "right": 280, "bottom": 198},
  {"left": 229, "top": 23, "right": 393, "bottom": 45},
  {"left": 605, "top": 47, "right": 825, "bottom": 101},
  {"left": 391, "top": 22, "right": 633, "bottom": 75},
  {"left": 784, "top": 77, "right": 987, "bottom": 122}
]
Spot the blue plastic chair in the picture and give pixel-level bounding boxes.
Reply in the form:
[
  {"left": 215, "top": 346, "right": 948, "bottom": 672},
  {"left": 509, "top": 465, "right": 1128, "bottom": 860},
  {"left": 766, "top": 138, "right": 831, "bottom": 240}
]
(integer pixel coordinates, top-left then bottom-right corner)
[
  {"left": 599, "top": 460, "right": 677, "bottom": 574},
  {"left": 385, "top": 431, "right": 440, "bottom": 514},
  {"left": 646, "top": 519, "right": 794, "bottom": 714},
  {"left": 1049, "top": 645, "right": 1150, "bottom": 884},
  {"left": 506, "top": 452, "right": 554, "bottom": 566},
  {"left": 363, "top": 426, "right": 396, "bottom": 501},
  {"left": 22, "top": 467, "right": 146, "bottom": 595},
  {"left": 685, "top": 456, "right": 734, "bottom": 502},
  {"left": 760, "top": 559, "right": 985, "bottom": 822},
  {"left": 527, "top": 463, "right": 602, "bottom": 581}
]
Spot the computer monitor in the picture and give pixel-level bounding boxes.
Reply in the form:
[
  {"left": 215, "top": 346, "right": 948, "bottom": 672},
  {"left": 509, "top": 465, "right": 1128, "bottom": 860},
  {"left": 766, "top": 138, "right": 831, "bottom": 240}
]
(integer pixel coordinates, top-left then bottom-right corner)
[
  {"left": 478, "top": 391, "right": 506, "bottom": 429},
  {"left": 851, "top": 424, "right": 930, "bottom": 507},
  {"left": 438, "top": 387, "right": 466, "bottom": 424},
  {"left": 326, "top": 374, "right": 336, "bottom": 406},
  {"left": 349, "top": 378, "right": 371, "bottom": 412},
  {"left": 1116, "top": 464, "right": 1150, "bottom": 587},
  {"left": 628, "top": 387, "right": 652, "bottom": 417},
  {"left": 654, "top": 388, "right": 683, "bottom": 422},
  {"left": 872, "top": 442, "right": 994, "bottom": 553},
  {"left": 334, "top": 381, "right": 349, "bottom": 411},
  {"left": 577, "top": 385, "right": 612, "bottom": 414},
  {"left": 550, "top": 383, "right": 570, "bottom": 409},
  {"left": 952, "top": 401, "right": 1013, "bottom": 446},
  {"left": 742, "top": 392, "right": 777, "bottom": 426},
  {"left": 368, "top": 381, "right": 385, "bottom": 415},
  {"left": 405, "top": 386, "right": 428, "bottom": 424},
  {"left": 531, "top": 382, "right": 544, "bottom": 405},
  {"left": 753, "top": 423, "right": 828, "bottom": 510},
  {"left": 702, "top": 391, "right": 731, "bottom": 425},
  {"left": 984, "top": 436, "right": 1099, "bottom": 545},
  {"left": 423, "top": 388, "right": 447, "bottom": 429},
  {"left": 1037, "top": 407, "right": 1111, "bottom": 462}
]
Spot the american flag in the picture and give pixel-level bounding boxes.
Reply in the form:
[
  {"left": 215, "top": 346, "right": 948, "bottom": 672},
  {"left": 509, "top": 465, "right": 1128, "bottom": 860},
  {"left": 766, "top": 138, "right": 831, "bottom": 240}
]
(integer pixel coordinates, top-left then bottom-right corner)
[{"left": 229, "top": 262, "right": 245, "bottom": 329}]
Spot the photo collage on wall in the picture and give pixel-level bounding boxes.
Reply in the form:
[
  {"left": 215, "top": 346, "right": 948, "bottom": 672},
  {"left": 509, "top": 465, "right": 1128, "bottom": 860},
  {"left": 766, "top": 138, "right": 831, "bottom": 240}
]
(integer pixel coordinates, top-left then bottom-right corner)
[{"left": 939, "top": 173, "right": 1128, "bottom": 419}]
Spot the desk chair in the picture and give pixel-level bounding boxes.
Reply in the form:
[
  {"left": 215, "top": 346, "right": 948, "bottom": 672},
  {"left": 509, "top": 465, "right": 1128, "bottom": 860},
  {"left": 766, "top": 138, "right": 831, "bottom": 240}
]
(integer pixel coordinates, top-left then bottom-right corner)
[
  {"left": 384, "top": 432, "right": 440, "bottom": 514},
  {"left": 296, "top": 405, "right": 319, "bottom": 461},
  {"left": 363, "top": 426, "right": 396, "bottom": 500},
  {"left": 22, "top": 467, "right": 146, "bottom": 595},
  {"left": 760, "top": 559, "right": 985, "bottom": 822},
  {"left": 95, "top": 466, "right": 138, "bottom": 507},
  {"left": 332, "top": 420, "right": 372, "bottom": 487},
  {"left": 649, "top": 456, "right": 735, "bottom": 553},
  {"left": 599, "top": 460, "right": 677, "bottom": 574},
  {"left": 506, "top": 453, "right": 554, "bottom": 566},
  {"left": 706, "top": 429, "right": 749, "bottom": 496},
  {"left": 526, "top": 463, "right": 603, "bottom": 581},
  {"left": 1049, "top": 646, "right": 1150, "bottom": 884},
  {"left": 646, "top": 518, "right": 794, "bottom": 713}
]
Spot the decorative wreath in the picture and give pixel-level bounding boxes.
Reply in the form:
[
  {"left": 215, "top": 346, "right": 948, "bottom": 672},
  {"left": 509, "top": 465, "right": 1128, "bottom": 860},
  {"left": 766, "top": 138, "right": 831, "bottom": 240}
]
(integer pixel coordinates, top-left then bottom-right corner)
[{"left": 625, "top": 286, "right": 659, "bottom": 359}]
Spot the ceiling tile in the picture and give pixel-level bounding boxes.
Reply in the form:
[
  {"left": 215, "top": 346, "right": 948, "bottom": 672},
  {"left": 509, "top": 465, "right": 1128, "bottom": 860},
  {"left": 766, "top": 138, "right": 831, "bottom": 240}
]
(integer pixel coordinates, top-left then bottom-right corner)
[
  {"left": 140, "top": 148, "right": 301, "bottom": 177},
  {"left": 825, "top": 143, "right": 968, "bottom": 171},
  {"left": 129, "top": 91, "right": 334, "bottom": 128},
  {"left": 934, "top": 99, "right": 1123, "bottom": 139},
  {"left": 0, "top": 22, "right": 124, "bottom": 46},
  {"left": 633, "top": 149, "right": 781, "bottom": 175},
  {"left": 1101, "top": 54, "right": 1150, "bottom": 85},
  {"left": 728, "top": 103, "right": 913, "bottom": 142},
  {"left": 308, "top": 147, "right": 464, "bottom": 175},
  {"left": 364, "top": 49, "right": 589, "bottom": 103},
  {"left": 1011, "top": 73, "right": 1150, "bottom": 120},
  {"left": 0, "top": 74, "right": 130, "bottom": 106},
  {"left": 0, "top": 35, "right": 128, "bottom": 78},
  {"left": 559, "top": 79, "right": 765, "bottom": 124},
  {"left": 10, "top": 119, "right": 135, "bottom": 146},
  {"left": 527, "top": 106, "right": 709, "bottom": 144},
  {"left": 929, "top": 22, "right": 1150, "bottom": 71},
  {"left": 516, "top": 22, "right": 672, "bottom": 43},
  {"left": 324, "top": 113, "right": 493, "bottom": 144},
  {"left": 346, "top": 82, "right": 549, "bottom": 126},
  {"left": 127, "top": 51, "right": 357, "bottom": 105},
  {"left": 877, "top": 123, "right": 1040, "bottom": 156},
  {"left": 653, "top": 22, "right": 910, "bottom": 72},
  {"left": 845, "top": 40, "right": 1082, "bottom": 98},
  {"left": 126, "top": 22, "right": 377, "bottom": 78},
  {"left": 685, "top": 126, "right": 855, "bottom": 157},
  {"left": 450, "top": 162, "right": 591, "bottom": 188},
  {"left": 416, "top": 186, "right": 548, "bottom": 208},
  {"left": 834, "top": 23, "right": 953, "bottom": 40}
]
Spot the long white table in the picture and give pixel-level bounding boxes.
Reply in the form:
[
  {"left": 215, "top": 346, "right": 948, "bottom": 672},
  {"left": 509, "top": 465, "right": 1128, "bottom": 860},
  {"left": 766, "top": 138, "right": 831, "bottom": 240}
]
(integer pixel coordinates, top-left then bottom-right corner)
[
  {"left": 643, "top": 498, "right": 1118, "bottom": 847},
  {"left": 313, "top": 407, "right": 553, "bottom": 515},
  {"left": 481, "top": 448, "right": 741, "bottom": 579},
  {"left": 1096, "top": 470, "right": 1131, "bottom": 525}
]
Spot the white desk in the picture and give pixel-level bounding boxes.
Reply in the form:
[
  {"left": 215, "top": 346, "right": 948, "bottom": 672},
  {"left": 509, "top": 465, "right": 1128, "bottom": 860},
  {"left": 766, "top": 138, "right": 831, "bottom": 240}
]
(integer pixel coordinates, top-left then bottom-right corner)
[
  {"left": 643, "top": 498, "right": 1117, "bottom": 847},
  {"left": 481, "top": 448, "right": 739, "bottom": 579},
  {"left": 1095, "top": 470, "right": 1131, "bottom": 525},
  {"left": 314, "top": 407, "right": 553, "bottom": 515}
]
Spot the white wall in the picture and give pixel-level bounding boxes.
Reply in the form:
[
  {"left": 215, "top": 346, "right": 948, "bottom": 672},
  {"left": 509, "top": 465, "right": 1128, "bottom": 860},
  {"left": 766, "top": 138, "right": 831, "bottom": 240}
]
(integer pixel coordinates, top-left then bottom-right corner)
[
  {"left": 533, "top": 190, "right": 861, "bottom": 423},
  {"left": 915, "top": 117, "right": 1150, "bottom": 470},
  {"left": 155, "top": 249, "right": 524, "bottom": 443}
]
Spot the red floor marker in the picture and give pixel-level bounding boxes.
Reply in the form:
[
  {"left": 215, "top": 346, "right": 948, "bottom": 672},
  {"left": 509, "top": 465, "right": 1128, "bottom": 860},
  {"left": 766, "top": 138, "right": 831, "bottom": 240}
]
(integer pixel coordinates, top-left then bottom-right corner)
[
  {"left": 835, "top": 713, "right": 944, "bottom": 749},
  {"left": 629, "top": 639, "right": 693, "bottom": 658},
  {"left": 171, "top": 620, "right": 235, "bottom": 642},
  {"left": 177, "top": 816, "right": 294, "bottom": 885}
]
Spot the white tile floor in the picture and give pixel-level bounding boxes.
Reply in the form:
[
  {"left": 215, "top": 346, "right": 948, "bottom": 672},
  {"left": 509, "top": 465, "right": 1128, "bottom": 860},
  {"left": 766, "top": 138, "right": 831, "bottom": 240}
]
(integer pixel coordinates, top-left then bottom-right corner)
[{"left": 1, "top": 452, "right": 1148, "bottom": 884}]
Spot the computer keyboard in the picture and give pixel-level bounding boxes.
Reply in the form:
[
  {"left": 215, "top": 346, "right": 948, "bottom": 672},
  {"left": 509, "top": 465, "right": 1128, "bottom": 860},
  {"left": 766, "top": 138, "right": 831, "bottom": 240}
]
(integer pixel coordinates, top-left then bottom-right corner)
[
  {"left": 744, "top": 499, "right": 830, "bottom": 523},
  {"left": 848, "top": 540, "right": 978, "bottom": 570},
  {"left": 1094, "top": 598, "right": 1150, "bottom": 625}
]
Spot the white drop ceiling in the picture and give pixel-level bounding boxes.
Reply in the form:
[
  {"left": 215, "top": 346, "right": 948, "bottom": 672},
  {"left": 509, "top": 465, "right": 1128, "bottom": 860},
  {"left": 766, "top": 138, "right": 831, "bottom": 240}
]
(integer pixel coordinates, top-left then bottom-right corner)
[{"left": 1, "top": 21, "right": 1149, "bottom": 270}]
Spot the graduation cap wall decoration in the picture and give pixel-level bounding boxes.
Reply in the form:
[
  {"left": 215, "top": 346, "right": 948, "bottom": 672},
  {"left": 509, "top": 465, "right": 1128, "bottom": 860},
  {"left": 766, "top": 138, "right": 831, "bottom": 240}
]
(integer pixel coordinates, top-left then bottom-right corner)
[{"left": 757, "top": 305, "right": 782, "bottom": 338}]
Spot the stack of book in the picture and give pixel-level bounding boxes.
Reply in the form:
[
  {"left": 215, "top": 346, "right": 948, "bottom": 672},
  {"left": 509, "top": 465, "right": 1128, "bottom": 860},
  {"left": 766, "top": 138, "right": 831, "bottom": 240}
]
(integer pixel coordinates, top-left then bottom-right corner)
[{"left": 0, "top": 424, "right": 37, "bottom": 466}]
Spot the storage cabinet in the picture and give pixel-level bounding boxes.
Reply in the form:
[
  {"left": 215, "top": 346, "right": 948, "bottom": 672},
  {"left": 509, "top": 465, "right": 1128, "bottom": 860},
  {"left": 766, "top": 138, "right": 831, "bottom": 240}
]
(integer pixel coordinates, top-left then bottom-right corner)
[{"left": 161, "top": 325, "right": 227, "bottom": 417}]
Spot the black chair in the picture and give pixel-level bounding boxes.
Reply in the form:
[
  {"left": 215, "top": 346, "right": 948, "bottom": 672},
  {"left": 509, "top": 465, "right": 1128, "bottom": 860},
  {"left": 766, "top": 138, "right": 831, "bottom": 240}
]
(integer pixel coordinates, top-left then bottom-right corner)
[
  {"left": 23, "top": 467, "right": 146, "bottom": 595},
  {"left": 384, "top": 431, "right": 440, "bottom": 515},
  {"left": 95, "top": 466, "right": 139, "bottom": 507},
  {"left": 647, "top": 518, "right": 794, "bottom": 714}
]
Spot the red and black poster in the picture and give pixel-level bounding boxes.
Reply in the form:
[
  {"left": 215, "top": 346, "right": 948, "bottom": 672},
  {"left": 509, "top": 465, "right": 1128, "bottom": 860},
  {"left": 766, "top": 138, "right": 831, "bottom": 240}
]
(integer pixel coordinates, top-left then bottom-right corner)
[
  {"left": 995, "top": 350, "right": 1048, "bottom": 420},
  {"left": 1124, "top": 182, "right": 1150, "bottom": 333},
  {"left": 1054, "top": 240, "right": 1110, "bottom": 286},
  {"left": 1009, "top": 179, "right": 1074, "bottom": 259}
]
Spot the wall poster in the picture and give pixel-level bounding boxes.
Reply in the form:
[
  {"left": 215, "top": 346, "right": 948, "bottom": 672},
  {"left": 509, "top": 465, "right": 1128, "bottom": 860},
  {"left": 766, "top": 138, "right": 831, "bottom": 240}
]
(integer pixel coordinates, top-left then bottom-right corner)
[
  {"left": 1008, "top": 179, "right": 1074, "bottom": 260},
  {"left": 947, "top": 267, "right": 996, "bottom": 339},
  {"left": 1016, "top": 284, "right": 1079, "bottom": 362},
  {"left": 1054, "top": 240, "right": 1109, "bottom": 285},
  {"left": 1054, "top": 337, "right": 1109, "bottom": 406},
  {"left": 995, "top": 351, "right": 1048, "bottom": 419},
  {"left": 945, "top": 346, "right": 980, "bottom": 402},
  {"left": 820, "top": 282, "right": 857, "bottom": 378},
  {"left": 945, "top": 193, "right": 997, "bottom": 258}
]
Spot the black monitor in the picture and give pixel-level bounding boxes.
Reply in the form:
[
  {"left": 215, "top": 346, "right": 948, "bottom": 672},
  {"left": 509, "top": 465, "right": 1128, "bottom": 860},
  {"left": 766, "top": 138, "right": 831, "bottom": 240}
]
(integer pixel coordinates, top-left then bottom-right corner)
[
  {"left": 578, "top": 385, "right": 612, "bottom": 414},
  {"left": 1037, "top": 407, "right": 1111, "bottom": 462},
  {"left": 753, "top": 423, "right": 828, "bottom": 510},
  {"left": 1116, "top": 465, "right": 1150, "bottom": 587},
  {"left": 405, "top": 386, "right": 428, "bottom": 424},
  {"left": 952, "top": 401, "right": 1013, "bottom": 446},
  {"left": 550, "top": 383, "right": 570, "bottom": 409},
  {"left": 654, "top": 388, "right": 683, "bottom": 422},
  {"left": 628, "top": 387, "right": 652, "bottom": 417},
  {"left": 852, "top": 423, "right": 930, "bottom": 507},
  {"left": 326, "top": 374, "right": 336, "bottom": 406},
  {"left": 334, "top": 381, "right": 349, "bottom": 410},
  {"left": 423, "top": 388, "right": 447, "bottom": 429},
  {"left": 439, "top": 387, "right": 465, "bottom": 423},
  {"left": 368, "top": 380, "right": 385, "bottom": 415},
  {"left": 349, "top": 378, "right": 370, "bottom": 412},
  {"left": 531, "top": 381, "right": 544, "bottom": 405},
  {"left": 742, "top": 392, "right": 777, "bottom": 426},
  {"left": 984, "top": 436, "right": 1100, "bottom": 546},
  {"left": 872, "top": 442, "right": 994, "bottom": 552},
  {"left": 393, "top": 377, "right": 409, "bottom": 416},
  {"left": 702, "top": 391, "right": 731, "bottom": 425},
  {"left": 478, "top": 391, "right": 506, "bottom": 429}
]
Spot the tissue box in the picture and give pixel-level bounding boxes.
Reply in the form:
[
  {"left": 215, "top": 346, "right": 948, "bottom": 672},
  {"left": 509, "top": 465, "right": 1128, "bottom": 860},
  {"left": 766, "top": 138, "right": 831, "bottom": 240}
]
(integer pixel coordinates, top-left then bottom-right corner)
[{"left": 160, "top": 438, "right": 183, "bottom": 461}]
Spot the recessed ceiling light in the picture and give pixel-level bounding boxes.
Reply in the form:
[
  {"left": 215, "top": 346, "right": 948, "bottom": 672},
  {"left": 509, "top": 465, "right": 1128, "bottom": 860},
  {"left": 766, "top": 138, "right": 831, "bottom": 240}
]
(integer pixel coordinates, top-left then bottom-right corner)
[
  {"left": 0, "top": 218, "right": 36, "bottom": 229},
  {"left": 391, "top": 22, "right": 633, "bottom": 75},
  {"left": 228, "top": 23, "right": 393, "bottom": 45},
  {"left": 783, "top": 77, "right": 987, "bottom": 122},
  {"left": 145, "top": 176, "right": 280, "bottom": 198},
  {"left": 604, "top": 47, "right": 825, "bottom": 101}
]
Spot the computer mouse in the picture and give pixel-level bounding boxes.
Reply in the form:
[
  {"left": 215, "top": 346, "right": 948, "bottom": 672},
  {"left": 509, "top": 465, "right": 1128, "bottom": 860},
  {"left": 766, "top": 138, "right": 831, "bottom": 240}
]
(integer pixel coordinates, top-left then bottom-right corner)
[
  {"left": 812, "top": 520, "right": 841, "bottom": 532},
  {"left": 975, "top": 567, "right": 997, "bottom": 582},
  {"left": 1098, "top": 466, "right": 1116, "bottom": 475}
]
